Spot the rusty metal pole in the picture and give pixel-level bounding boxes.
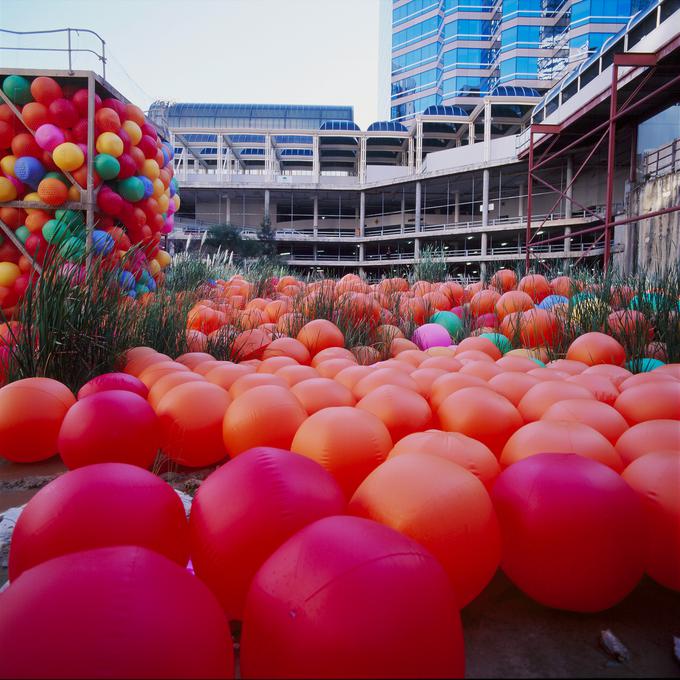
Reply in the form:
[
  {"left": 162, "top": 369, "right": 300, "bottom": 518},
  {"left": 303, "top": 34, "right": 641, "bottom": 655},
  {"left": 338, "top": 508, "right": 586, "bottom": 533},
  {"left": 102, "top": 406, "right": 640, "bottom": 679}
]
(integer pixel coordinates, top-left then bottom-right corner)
[
  {"left": 525, "top": 129, "right": 534, "bottom": 274},
  {"left": 604, "top": 64, "right": 619, "bottom": 274}
]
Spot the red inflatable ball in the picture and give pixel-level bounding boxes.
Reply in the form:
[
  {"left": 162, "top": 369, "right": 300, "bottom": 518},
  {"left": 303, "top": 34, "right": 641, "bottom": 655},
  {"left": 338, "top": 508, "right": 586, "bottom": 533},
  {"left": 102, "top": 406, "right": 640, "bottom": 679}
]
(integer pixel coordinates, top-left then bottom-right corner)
[
  {"left": 223, "top": 385, "right": 307, "bottom": 457},
  {"left": 622, "top": 452, "right": 680, "bottom": 591},
  {"left": 157, "top": 382, "right": 231, "bottom": 467},
  {"left": 501, "top": 420, "right": 623, "bottom": 472},
  {"left": 57, "top": 390, "right": 160, "bottom": 469},
  {"left": 492, "top": 453, "right": 644, "bottom": 612},
  {"left": 0, "top": 377, "right": 75, "bottom": 463},
  {"left": 566, "top": 332, "right": 626, "bottom": 366},
  {"left": 291, "top": 406, "right": 392, "bottom": 499},
  {"left": 615, "top": 419, "right": 680, "bottom": 465},
  {"left": 190, "top": 447, "right": 345, "bottom": 620},
  {"left": 517, "top": 274, "right": 551, "bottom": 303},
  {"left": 77, "top": 372, "right": 149, "bottom": 400},
  {"left": 350, "top": 452, "right": 500, "bottom": 607},
  {"left": 438, "top": 386, "right": 523, "bottom": 456},
  {"left": 0, "top": 546, "right": 234, "bottom": 679},
  {"left": 614, "top": 380, "right": 680, "bottom": 424},
  {"left": 541, "top": 398, "right": 629, "bottom": 444},
  {"left": 240, "top": 516, "right": 465, "bottom": 679},
  {"left": 9, "top": 462, "right": 188, "bottom": 580}
]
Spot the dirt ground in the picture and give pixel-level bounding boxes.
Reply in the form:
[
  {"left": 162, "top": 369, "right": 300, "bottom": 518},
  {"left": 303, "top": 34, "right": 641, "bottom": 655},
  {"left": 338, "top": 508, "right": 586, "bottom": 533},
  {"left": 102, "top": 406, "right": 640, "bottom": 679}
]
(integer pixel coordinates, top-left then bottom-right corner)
[{"left": 1, "top": 456, "right": 679, "bottom": 679}]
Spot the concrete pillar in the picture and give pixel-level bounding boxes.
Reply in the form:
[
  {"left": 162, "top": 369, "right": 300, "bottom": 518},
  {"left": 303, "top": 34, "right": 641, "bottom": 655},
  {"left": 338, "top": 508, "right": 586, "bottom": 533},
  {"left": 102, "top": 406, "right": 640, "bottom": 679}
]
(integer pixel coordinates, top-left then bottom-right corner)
[
  {"left": 564, "top": 226, "right": 572, "bottom": 255},
  {"left": 481, "top": 232, "right": 488, "bottom": 281},
  {"left": 518, "top": 182, "right": 525, "bottom": 220},
  {"left": 415, "top": 181, "right": 422, "bottom": 232},
  {"left": 454, "top": 190, "right": 460, "bottom": 223},
  {"left": 400, "top": 192, "right": 406, "bottom": 234},
  {"left": 225, "top": 196, "right": 231, "bottom": 225},
  {"left": 414, "top": 237, "right": 421, "bottom": 259},
  {"left": 313, "top": 243, "right": 317, "bottom": 260},
  {"left": 264, "top": 190, "right": 270, "bottom": 223},
  {"left": 468, "top": 122, "right": 475, "bottom": 145},
  {"left": 483, "top": 100, "right": 491, "bottom": 163},
  {"left": 482, "top": 168, "right": 490, "bottom": 228},
  {"left": 359, "top": 191, "right": 366, "bottom": 237},
  {"left": 565, "top": 154, "right": 573, "bottom": 219},
  {"left": 313, "top": 196, "right": 319, "bottom": 237}
]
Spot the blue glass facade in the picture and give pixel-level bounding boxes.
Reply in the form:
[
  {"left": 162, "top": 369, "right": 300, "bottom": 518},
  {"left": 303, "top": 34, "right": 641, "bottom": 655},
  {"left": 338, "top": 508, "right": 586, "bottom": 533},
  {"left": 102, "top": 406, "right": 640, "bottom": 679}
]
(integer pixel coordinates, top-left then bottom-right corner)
[{"left": 390, "top": 0, "right": 647, "bottom": 120}]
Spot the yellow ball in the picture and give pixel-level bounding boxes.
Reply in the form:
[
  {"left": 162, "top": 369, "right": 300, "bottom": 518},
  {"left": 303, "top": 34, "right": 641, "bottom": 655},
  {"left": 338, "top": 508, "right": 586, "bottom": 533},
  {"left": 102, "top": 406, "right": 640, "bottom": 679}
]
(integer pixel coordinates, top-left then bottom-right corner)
[
  {"left": 0, "top": 262, "right": 21, "bottom": 287},
  {"left": 157, "top": 194, "right": 169, "bottom": 212},
  {"left": 152, "top": 178, "right": 164, "bottom": 198},
  {"left": 96, "top": 132, "right": 124, "bottom": 158},
  {"left": 142, "top": 159, "right": 160, "bottom": 180},
  {"left": 148, "top": 258, "right": 161, "bottom": 277},
  {"left": 172, "top": 195, "right": 180, "bottom": 211},
  {"left": 0, "top": 177, "right": 18, "bottom": 202},
  {"left": 0, "top": 155, "right": 16, "bottom": 178},
  {"left": 23, "top": 192, "right": 41, "bottom": 203},
  {"left": 53, "top": 142, "right": 85, "bottom": 172},
  {"left": 68, "top": 184, "right": 81, "bottom": 202},
  {"left": 122, "top": 120, "right": 142, "bottom": 146},
  {"left": 156, "top": 250, "right": 171, "bottom": 268}
]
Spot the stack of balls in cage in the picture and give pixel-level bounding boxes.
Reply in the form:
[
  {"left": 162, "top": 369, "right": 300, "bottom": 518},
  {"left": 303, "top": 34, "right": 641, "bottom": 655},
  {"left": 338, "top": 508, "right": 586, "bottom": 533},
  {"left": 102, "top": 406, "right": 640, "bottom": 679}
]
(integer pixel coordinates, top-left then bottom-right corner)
[{"left": 0, "top": 74, "right": 177, "bottom": 316}]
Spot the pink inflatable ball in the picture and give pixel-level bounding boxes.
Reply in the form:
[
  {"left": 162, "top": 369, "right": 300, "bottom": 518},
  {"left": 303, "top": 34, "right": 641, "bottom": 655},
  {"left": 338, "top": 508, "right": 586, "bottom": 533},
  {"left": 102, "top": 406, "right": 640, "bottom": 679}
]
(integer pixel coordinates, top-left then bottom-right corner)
[
  {"left": 34, "top": 123, "right": 65, "bottom": 152},
  {"left": 57, "top": 263, "right": 86, "bottom": 284},
  {"left": 138, "top": 134, "right": 159, "bottom": 159},
  {"left": 622, "top": 452, "right": 680, "bottom": 592},
  {"left": 102, "top": 97, "right": 128, "bottom": 121},
  {"left": 96, "top": 186, "right": 123, "bottom": 216},
  {"left": 240, "top": 515, "right": 465, "bottom": 679},
  {"left": 141, "top": 122, "right": 158, "bottom": 139},
  {"left": 77, "top": 372, "right": 149, "bottom": 401},
  {"left": 48, "top": 97, "right": 79, "bottom": 129},
  {"left": 116, "top": 152, "right": 138, "bottom": 179},
  {"left": 412, "top": 323, "right": 452, "bottom": 350},
  {"left": 9, "top": 462, "right": 189, "bottom": 580},
  {"left": 450, "top": 305, "right": 465, "bottom": 318},
  {"left": 190, "top": 447, "right": 345, "bottom": 621},
  {"left": 492, "top": 453, "right": 645, "bottom": 612},
  {"left": 0, "top": 546, "right": 234, "bottom": 679},
  {"left": 71, "top": 87, "right": 102, "bottom": 115},
  {"left": 474, "top": 312, "right": 499, "bottom": 329},
  {"left": 57, "top": 390, "right": 161, "bottom": 470}
]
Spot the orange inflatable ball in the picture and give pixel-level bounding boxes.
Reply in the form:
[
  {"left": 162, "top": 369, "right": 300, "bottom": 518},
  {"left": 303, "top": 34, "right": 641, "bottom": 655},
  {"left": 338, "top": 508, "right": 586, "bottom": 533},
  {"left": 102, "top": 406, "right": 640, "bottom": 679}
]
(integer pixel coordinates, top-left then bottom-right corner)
[
  {"left": 566, "top": 332, "right": 626, "bottom": 366},
  {"left": 565, "top": 373, "right": 619, "bottom": 405},
  {"left": 495, "top": 290, "right": 534, "bottom": 321},
  {"left": 614, "top": 380, "right": 680, "bottom": 424},
  {"left": 138, "top": 361, "right": 191, "bottom": 390},
  {"left": 491, "top": 268, "right": 518, "bottom": 293},
  {"left": 488, "top": 372, "right": 540, "bottom": 407},
  {"left": 205, "top": 362, "right": 256, "bottom": 390},
  {"left": 350, "top": 452, "right": 501, "bottom": 607},
  {"left": 291, "top": 406, "right": 392, "bottom": 499},
  {"left": 190, "top": 447, "right": 346, "bottom": 621},
  {"left": 314, "top": 358, "right": 355, "bottom": 379},
  {"left": 157, "top": 382, "right": 231, "bottom": 467},
  {"left": 495, "top": 355, "right": 540, "bottom": 373},
  {"left": 438, "top": 387, "right": 523, "bottom": 456},
  {"left": 352, "top": 367, "right": 421, "bottom": 401},
  {"left": 517, "top": 274, "right": 551, "bottom": 303},
  {"left": 297, "top": 319, "right": 344, "bottom": 357},
  {"left": 459, "top": 360, "right": 504, "bottom": 382},
  {"left": 618, "top": 370, "right": 677, "bottom": 391},
  {"left": 615, "top": 419, "right": 680, "bottom": 465},
  {"left": 429, "top": 372, "right": 488, "bottom": 411},
  {"left": 0, "top": 378, "right": 75, "bottom": 463},
  {"left": 333, "top": 364, "right": 373, "bottom": 392},
  {"left": 257, "top": 356, "right": 298, "bottom": 374},
  {"left": 545, "top": 358, "right": 588, "bottom": 375},
  {"left": 223, "top": 385, "right": 307, "bottom": 457},
  {"left": 37, "top": 177, "right": 68, "bottom": 206},
  {"left": 356, "top": 384, "right": 432, "bottom": 443},
  {"left": 455, "top": 336, "right": 502, "bottom": 361},
  {"left": 232, "top": 328, "right": 271, "bottom": 362},
  {"left": 622, "top": 452, "right": 680, "bottom": 591},
  {"left": 517, "top": 380, "right": 594, "bottom": 422},
  {"left": 175, "top": 352, "right": 215, "bottom": 370},
  {"left": 275, "top": 364, "right": 320, "bottom": 387},
  {"left": 410, "top": 368, "right": 447, "bottom": 398},
  {"left": 393, "top": 349, "right": 427, "bottom": 367},
  {"left": 310, "top": 346, "right": 356, "bottom": 367},
  {"left": 390, "top": 337, "right": 420, "bottom": 356},
  {"left": 388, "top": 430, "right": 500, "bottom": 492},
  {"left": 541, "top": 399, "right": 629, "bottom": 444},
  {"left": 469, "top": 289, "right": 501, "bottom": 318},
  {"left": 291, "top": 378, "right": 355, "bottom": 414},
  {"left": 262, "top": 337, "right": 311, "bottom": 365},
  {"left": 124, "top": 351, "right": 172, "bottom": 377},
  {"left": 228, "top": 372, "right": 288, "bottom": 400},
  {"left": 492, "top": 453, "right": 644, "bottom": 612},
  {"left": 147, "top": 372, "right": 207, "bottom": 411},
  {"left": 501, "top": 420, "right": 623, "bottom": 472},
  {"left": 240, "top": 516, "right": 465, "bottom": 679},
  {"left": 57, "top": 390, "right": 161, "bottom": 470}
]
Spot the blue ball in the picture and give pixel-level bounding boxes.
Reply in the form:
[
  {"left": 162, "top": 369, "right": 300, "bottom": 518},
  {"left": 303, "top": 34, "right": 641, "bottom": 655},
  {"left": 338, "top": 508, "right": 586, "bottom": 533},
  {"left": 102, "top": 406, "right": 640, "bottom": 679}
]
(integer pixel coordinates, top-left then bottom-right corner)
[
  {"left": 626, "top": 357, "right": 665, "bottom": 373},
  {"left": 538, "top": 294, "right": 569, "bottom": 310},
  {"left": 139, "top": 175, "right": 154, "bottom": 199},
  {"left": 119, "top": 270, "right": 136, "bottom": 290},
  {"left": 92, "top": 230, "right": 114, "bottom": 256},
  {"left": 13, "top": 156, "right": 46, "bottom": 189},
  {"left": 126, "top": 288, "right": 137, "bottom": 299},
  {"left": 146, "top": 277, "right": 157, "bottom": 292}
]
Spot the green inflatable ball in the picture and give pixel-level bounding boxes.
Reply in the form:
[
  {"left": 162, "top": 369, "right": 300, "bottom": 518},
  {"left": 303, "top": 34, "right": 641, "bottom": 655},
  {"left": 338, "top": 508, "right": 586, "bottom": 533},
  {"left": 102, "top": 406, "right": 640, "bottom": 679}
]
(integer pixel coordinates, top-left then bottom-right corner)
[
  {"left": 136, "top": 283, "right": 150, "bottom": 296},
  {"left": 55, "top": 209, "right": 85, "bottom": 229},
  {"left": 430, "top": 310, "right": 463, "bottom": 339},
  {"left": 94, "top": 154, "right": 121, "bottom": 181},
  {"left": 42, "top": 219, "right": 71, "bottom": 245},
  {"left": 2, "top": 75, "right": 32, "bottom": 106},
  {"left": 626, "top": 357, "right": 665, "bottom": 373},
  {"left": 58, "top": 236, "right": 85, "bottom": 262},
  {"left": 530, "top": 357, "right": 546, "bottom": 367},
  {"left": 118, "top": 177, "right": 145, "bottom": 202},
  {"left": 480, "top": 332, "right": 512, "bottom": 355},
  {"left": 14, "top": 225, "right": 30, "bottom": 244}
]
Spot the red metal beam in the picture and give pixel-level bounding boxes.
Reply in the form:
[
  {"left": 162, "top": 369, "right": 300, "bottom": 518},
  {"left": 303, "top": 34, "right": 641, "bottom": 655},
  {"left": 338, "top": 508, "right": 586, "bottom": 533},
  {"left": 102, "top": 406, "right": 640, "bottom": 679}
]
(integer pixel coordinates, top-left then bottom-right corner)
[
  {"left": 604, "top": 63, "right": 619, "bottom": 273},
  {"left": 614, "top": 53, "right": 657, "bottom": 66}
]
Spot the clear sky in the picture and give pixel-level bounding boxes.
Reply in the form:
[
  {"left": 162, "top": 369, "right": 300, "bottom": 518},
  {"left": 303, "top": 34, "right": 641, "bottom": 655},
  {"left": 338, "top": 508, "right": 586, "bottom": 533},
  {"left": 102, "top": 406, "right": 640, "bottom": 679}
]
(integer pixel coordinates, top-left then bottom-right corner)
[{"left": 0, "top": 0, "right": 391, "bottom": 127}]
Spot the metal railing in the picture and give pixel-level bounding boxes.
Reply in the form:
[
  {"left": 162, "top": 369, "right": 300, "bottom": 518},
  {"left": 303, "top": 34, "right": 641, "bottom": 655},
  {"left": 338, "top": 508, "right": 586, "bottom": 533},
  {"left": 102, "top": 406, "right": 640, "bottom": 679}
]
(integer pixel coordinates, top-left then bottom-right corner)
[
  {"left": 642, "top": 138, "right": 680, "bottom": 179},
  {"left": 0, "top": 28, "right": 107, "bottom": 78}
]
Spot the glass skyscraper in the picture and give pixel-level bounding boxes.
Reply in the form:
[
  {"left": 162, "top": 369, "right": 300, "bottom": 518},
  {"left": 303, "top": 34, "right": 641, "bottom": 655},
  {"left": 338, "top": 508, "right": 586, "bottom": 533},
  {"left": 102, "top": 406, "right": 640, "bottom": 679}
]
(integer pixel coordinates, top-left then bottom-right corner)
[{"left": 391, "top": 0, "right": 648, "bottom": 121}]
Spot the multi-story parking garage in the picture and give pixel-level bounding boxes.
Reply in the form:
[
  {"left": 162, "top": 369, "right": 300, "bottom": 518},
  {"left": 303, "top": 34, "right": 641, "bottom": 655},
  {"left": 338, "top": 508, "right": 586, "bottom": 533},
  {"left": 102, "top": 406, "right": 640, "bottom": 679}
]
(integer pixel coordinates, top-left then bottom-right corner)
[{"left": 155, "top": 0, "right": 680, "bottom": 281}]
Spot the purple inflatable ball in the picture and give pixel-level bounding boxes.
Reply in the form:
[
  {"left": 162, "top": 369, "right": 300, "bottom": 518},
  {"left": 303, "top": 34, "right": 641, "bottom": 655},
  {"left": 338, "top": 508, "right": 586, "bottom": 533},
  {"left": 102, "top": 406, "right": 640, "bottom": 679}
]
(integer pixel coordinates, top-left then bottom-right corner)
[
  {"left": 77, "top": 373, "right": 149, "bottom": 401},
  {"left": 412, "top": 323, "right": 452, "bottom": 350}
]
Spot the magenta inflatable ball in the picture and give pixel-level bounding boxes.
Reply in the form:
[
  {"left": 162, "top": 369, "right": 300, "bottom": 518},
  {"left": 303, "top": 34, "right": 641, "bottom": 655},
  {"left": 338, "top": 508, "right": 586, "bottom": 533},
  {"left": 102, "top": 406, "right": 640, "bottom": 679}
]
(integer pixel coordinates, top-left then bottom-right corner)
[{"left": 76, "top": 372, "right": 149, "bottom": 400}]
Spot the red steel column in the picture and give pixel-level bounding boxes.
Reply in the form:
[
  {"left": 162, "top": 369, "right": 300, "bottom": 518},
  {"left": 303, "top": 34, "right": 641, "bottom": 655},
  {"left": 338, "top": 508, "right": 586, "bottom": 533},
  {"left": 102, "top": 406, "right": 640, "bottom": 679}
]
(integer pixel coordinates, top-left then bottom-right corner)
[
  {"left": 525, "top": 130, "right": 534, "bottom": 274},
  {"left": 604, "top": 64, "right": 619, "bottom": 273}
]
